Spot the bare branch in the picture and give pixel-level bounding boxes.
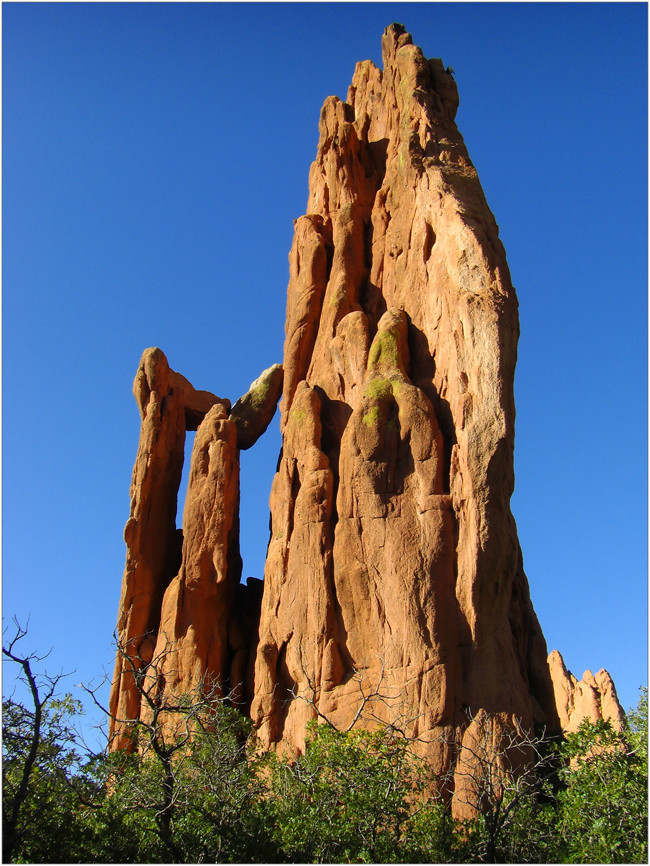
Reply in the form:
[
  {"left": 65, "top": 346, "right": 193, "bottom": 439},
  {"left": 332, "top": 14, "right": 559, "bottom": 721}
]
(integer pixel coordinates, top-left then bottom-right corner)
[
  {"left": 287, "top": 640, "right": 424, "bottom": 739},
  {"left": 2, "top": 619, "right": 82, "bottom": 862}
]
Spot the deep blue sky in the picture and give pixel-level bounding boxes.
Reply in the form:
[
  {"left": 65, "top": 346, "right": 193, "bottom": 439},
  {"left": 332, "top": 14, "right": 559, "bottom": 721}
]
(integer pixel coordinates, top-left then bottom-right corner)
[{"left": 3, "top": 2, "right": 647, "bottom": 725}]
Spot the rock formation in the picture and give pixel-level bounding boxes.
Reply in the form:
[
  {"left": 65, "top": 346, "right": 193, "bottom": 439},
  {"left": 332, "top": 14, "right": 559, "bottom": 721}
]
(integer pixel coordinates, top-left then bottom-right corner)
[
  {"left": 547, "top": 650, "right": 625, "bottom": 733},
  {"left": 251, "top": 23, "right": 559, "bottom": 768},
  {"left": 110, "top": 24, "right": 624, "bottom": 788},
  {"left": 109, "top": 352, "right": 282, "bottom": 747}
]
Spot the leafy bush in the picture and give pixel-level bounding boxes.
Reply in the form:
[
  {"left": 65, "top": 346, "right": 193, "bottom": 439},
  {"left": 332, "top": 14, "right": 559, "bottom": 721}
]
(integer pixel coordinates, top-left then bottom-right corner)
[
  {"left": 3, "top": 623, "right": 647, "bottom": 864},
  {"left": 556, "top": 693, "right": 648, "bottom": 864},
  {"left": 264, "top": 722, "right": 453, "bottom": 863}
]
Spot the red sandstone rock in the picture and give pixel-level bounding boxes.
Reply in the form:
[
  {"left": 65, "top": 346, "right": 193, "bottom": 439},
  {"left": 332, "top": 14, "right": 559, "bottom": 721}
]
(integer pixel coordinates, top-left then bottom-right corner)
[
  {"left": 547, "top": 649, "right": 625, "bottom": 733},
  {"left": 252, "top": 24, "right": 559, "bottom": 765},
  {"left": 109, "top": 348, "right": 227, "bottom": 747},
  {"left": 145, "top": 402, "right": 241, "bottom": 707},
  {"left": 109, "top": 350, "right": 281, "bottom": 744},
  {"left": 230, "top": 364, "right": 284, "bottom": 450}
]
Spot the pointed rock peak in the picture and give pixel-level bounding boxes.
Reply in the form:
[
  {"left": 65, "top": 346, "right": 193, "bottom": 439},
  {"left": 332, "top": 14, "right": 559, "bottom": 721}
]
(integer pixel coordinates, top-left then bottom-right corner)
[
  {"left": 548, "top": 648, "right": 570, "bottom": 676},
  {"left": 382, "top": 22, "right": 413, "bottom": 65},
  {"left": 133, "top": 347, "right": 172, "bottom": 419},
  {"left": 547, "top": 650, "right": 625, "bottom": 732},
  {"left": 133, "top": 347, "right": 228, "bottom": 429}
]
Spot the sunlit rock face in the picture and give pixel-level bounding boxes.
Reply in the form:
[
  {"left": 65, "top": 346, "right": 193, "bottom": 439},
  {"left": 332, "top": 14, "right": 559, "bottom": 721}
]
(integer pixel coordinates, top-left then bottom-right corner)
[
  {"left": 251, "top": 23, "right": 560, "bottom": 768},
  {"left": 547, "top": 650, "right": 625, "bottom": 733}
]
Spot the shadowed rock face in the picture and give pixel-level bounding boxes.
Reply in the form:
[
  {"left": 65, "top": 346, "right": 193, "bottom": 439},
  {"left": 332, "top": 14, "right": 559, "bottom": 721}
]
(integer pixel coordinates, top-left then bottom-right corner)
[{"left": 251, "top": 23, "right": 561, "bottom": 760}]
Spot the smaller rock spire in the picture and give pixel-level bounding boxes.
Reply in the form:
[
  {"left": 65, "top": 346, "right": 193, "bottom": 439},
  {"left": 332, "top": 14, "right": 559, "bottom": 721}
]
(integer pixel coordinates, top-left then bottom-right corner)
[
  {"left": 548, "top": 649, "right": 625, "bottom": 732},
  {"left": 109, "top": 349, "right": 282, "bottom": 749}
]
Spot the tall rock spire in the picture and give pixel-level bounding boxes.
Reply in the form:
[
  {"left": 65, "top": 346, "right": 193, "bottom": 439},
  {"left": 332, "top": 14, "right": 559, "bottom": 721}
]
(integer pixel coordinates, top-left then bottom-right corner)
[
  {"left": 251, "top": 23, "right": 558, "bottom": 757},
  {"left": 109, "top": 350, "right": 282, "bottom": 747}
]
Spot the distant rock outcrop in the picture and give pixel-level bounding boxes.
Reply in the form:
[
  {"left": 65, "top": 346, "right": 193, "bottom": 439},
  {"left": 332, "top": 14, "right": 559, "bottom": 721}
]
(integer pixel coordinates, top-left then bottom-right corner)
[
  {"left": 547, "top": 649, "right": 625, "bottom": 733},
  {"left": 109, "top": 24, "right": 624, "bottom": 798}
]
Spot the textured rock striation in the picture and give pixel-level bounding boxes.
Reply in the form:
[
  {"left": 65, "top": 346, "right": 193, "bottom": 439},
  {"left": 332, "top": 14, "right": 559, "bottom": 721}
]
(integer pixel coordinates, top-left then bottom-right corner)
[{"left": 110, "top": 24, "right": 624, "bottom": 784}]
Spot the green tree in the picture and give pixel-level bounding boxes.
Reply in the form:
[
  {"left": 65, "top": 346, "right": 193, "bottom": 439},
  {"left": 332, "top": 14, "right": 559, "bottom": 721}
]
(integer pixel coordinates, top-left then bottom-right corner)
[
  {"left": 6, "top": 616, "right": 646, "bottom": 865},
  {"left": 627, "top": 686, "right": 648, "bottom": 762},
  {"left": 2, "top": 620, "right": 100, "bottom": 863},
  {"left": 83, "top": 634, "right": 272, "bottom": 863},
  {"left": 445, "top": 710, "right": 562, "bottom": 863},
  {"left": 556, "top": 696, "right": 648, "bottom": 864},
  {"left": 96, "top": 701, "right": 269, "bottom": 863},
  {"left": 264, "top": 721, "right": 456, "bottom": 863}
]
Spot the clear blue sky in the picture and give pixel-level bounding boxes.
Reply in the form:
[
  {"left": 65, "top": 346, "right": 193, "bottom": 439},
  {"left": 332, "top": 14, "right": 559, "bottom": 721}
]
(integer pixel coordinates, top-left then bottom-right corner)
[{"left": 3, "top": 2, "right": 647, "bottom": 725}]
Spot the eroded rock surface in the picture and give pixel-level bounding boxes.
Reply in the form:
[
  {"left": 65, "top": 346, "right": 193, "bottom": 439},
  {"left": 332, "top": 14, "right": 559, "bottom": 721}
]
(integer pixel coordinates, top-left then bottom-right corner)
[
  {"left": 231, "top": 364, "right": 284, "bottom": 450},
  {"left": 109, "top": 349, "right": 225, "bottom": 746},
  {"left": 146, "top": 402, "right": 241, "bottom": 703},
  {"left": 548, "top": 649, "right": 625, "bottom": 733},
  {"left": 251, "top": 23, "right": 560, "bottom": 763},
  {"left": 110, "top": 26, "right": 623, "bottom": 809}
]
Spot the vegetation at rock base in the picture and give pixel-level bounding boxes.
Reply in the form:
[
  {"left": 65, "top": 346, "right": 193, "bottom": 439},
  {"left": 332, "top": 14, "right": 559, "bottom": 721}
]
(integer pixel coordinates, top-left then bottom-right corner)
[
  {"left": 556, "top": 689, "right": 648, "bottom": 864},
  {"left": 3, "top": 623, "right": 647, "bottom": 864},
  {"left": 262, "top": 723, "right": 457, "bottom": 863}
]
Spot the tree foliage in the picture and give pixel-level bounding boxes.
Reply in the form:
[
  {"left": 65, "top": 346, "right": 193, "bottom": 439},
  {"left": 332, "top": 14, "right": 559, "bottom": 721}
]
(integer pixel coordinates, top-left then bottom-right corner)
[
  {"left": 3, "top": 624, "right": 647, "bottom": 864},
  {"left": 263, "top": 721, "right": 457, "bottom": 863},
  {"left": 2, "top": 620, "right": 102, "bottom": 863},
  {"left": 449, "top": 711, "right": 563, "bottom": 863},
  {"left": 556, "top": 692, "right": 648, "bottom": 864}
]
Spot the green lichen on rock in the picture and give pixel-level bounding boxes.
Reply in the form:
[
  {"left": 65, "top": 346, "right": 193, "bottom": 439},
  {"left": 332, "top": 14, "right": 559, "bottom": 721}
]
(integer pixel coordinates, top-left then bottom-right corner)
[
  {"left": 247, "top": 376, "right": 272, "bottom": 409},
  {"left": 289, "top": 408, "right": 307, "bottom": 425},
  {"left": 329, "top": 286, "right": 347, "bottom": 308},
  {"left": 362, "top": 374, "right": 403, "bottom": 429},
  {"left": 362, "top": 406, "right": 382, "bottom": 428},
  {"left": 364, "top": 377, "right": 393, "bottom": 401},
  {"left": 230, "top": 363, "right": 283, "bottom": 450},
  {"left": 367, "top": 328, "right": 400, "bottom": 372}
]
